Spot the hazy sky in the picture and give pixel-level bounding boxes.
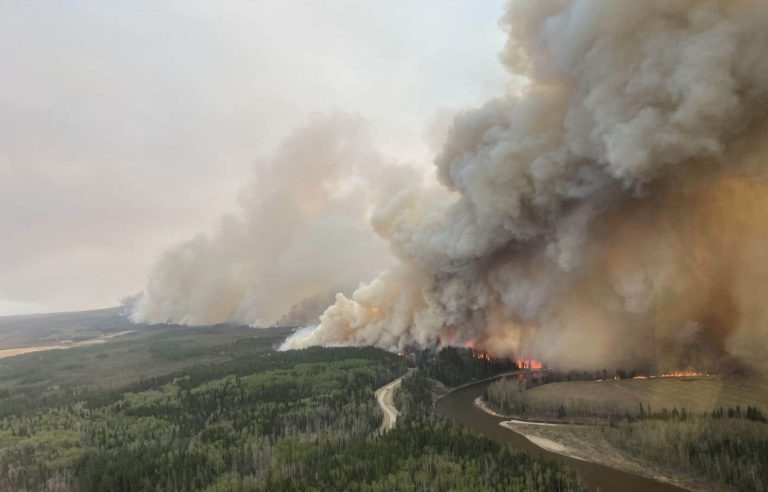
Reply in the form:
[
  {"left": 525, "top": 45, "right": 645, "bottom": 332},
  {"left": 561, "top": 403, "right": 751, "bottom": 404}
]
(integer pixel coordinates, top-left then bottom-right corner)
[{"left": 0, "top": 0, "right": 507, "bottom": 316}]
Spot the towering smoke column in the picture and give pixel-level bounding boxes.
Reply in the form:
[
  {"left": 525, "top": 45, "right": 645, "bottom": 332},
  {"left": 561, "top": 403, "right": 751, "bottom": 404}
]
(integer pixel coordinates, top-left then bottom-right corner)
[
  {"left": 283, "top": 0, "right": 768, "bottom": 372},
  {"left": 131, "top": 114, "right": 412, "bottom": 326}
]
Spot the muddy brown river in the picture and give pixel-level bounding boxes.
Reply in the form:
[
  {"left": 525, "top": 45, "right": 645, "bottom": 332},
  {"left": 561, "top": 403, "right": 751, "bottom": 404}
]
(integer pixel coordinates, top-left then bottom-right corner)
[{"left": 434, "top": 377, "right": 688, "bottom": 492}]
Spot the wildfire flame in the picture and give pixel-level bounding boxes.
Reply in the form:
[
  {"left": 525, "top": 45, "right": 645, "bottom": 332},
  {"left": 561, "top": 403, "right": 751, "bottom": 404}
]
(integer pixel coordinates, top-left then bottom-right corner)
[
  {"left": 470, "top": 349, "right": 494, "bottom": 361},
  {"left": 465, "top": 341, "right": 496, "bottom": 361},
  {"left": 659, "top": 371, "right": 709, "bottom": 378},
  {"left": 516, "top": 359, "right": 543, "bottom": 370},
  {"left": 625, "top": 371, "right": 709, "bottom": 381},
  {"left": 599, "top": 371, "right": 709, "bottom": 382},
  {"left": 464, "top": 342, "right": 543, "bottom": 370}
]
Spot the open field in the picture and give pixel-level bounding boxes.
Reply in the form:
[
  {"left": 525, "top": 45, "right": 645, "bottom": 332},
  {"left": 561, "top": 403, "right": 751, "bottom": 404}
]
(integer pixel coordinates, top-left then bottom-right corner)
[{"left": 489, "top": 375, "right": 768, "bottom": 419}]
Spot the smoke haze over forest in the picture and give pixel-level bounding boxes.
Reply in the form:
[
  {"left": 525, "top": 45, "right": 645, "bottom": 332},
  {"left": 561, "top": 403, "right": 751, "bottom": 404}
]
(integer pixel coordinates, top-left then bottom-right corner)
[
  {"left": 136, "top": 1, "right": 768, "bottom": 374},
  {"left": 7, "top": 1, "right": 767, "bottom": 374}
]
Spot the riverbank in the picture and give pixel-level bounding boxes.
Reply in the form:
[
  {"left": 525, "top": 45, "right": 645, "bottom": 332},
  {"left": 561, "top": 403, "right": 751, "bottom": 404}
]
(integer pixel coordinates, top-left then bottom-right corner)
[
  {"left": 435, "top": 376, "right": 688, "bottom": 492},
  {"left": 474, "top": 396, "right": 720, "bottom": 492},
  {"left": 473, "top": 397, "right": 574, "bottom": 456}
]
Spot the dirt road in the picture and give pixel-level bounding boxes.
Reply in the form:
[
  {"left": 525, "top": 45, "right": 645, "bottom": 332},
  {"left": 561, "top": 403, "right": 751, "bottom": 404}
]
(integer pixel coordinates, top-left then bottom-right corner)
[{"left": 375, "top": 374, "right": 405, "bottom": 434}]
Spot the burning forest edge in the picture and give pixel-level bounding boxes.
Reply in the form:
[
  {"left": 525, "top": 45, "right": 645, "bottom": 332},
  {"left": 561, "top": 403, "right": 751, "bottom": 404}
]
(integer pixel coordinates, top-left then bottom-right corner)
[
  {"left": 398, "top": 343, "right": 715, "bottom": 385},
  {"left": 131, "top": 1, "right": 768, "bottom": 382}
]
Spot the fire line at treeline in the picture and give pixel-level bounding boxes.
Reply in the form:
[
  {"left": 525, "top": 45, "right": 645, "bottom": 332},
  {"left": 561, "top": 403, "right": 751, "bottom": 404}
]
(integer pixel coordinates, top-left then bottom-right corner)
[
  {"left": 396, "top": 347, "right": 544, "bottom": 372},
  {"left": 470, "top": 350, "right": 544, "bottom": 371},
  {"left": 463, "top": 340, "right": 545, "bottom": 371},
  {"left": 395, "top": 348, "right": 709, "bottom": 381}
]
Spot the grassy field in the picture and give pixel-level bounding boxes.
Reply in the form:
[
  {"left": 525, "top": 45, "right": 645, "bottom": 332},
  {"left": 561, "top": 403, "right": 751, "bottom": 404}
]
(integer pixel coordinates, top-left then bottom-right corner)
[{"left": 490, "top": 375, "right": 768, "bottom": 419}]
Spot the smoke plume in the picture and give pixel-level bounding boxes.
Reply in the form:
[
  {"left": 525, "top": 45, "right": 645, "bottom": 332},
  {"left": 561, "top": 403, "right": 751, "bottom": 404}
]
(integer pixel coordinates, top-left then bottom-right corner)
[
  {"left": 282, "top": 0, "right": 768, "bottom": 373},
  {"left": 131, "top": 113, "right": 413, "bottom": 326}
]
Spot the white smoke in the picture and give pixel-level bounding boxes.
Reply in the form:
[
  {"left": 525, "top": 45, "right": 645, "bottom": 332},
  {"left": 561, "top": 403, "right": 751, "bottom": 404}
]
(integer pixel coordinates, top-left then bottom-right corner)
[
  {"left": 131, "top": 113, "right": 415, "bottom": 326},
  {"left": 283, "top": 0, "right": 768, "bottom": 372}
]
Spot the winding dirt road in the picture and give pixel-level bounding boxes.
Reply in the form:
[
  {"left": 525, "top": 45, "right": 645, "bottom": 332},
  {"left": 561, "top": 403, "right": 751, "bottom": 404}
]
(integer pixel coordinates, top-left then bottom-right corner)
[
  {"left": 375, "top": 377, "right": 402, "bottom": 433},
  {"left": 375, "top": 373, "right": 406, "bottom": 434}
]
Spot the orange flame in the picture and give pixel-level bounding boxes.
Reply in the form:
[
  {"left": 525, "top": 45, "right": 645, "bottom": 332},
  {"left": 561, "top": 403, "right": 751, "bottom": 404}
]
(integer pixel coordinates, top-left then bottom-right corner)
[
  {"left": 659, "top": 371, "right": 708, "bottom": 378},
  {"left": 471, "top": 349, "right": 494, "bottom": 361},
  {"left": 464, "top": 343, "right": 544, "bottom": 369},
  {"left": 516, "top": 358, "right": 543, "bottom": 370},
  {"left": 626, "top": 372, "right": 708, "bottom": 381},
  {"left": 464, "top": 341, "right": 497, "bottom": 361}
]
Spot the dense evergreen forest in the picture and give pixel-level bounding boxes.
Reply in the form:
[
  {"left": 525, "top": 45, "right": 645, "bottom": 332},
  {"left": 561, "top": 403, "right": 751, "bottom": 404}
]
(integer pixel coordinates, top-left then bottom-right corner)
[
  {"left": 0, "top": 345, "right": 403, "bottom": 490},
  {"left": 0, "top": 327, "right": 584, "bottom": 491},
  {"left": 415, "top": 347, "right": 516, "bottom": 387},
  {"left": 259, "top": 370, "right": 584, "bottom": 492}
]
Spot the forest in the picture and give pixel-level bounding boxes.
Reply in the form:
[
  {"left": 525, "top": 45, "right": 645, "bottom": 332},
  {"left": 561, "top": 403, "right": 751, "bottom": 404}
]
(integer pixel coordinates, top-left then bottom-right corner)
[
  {"left": 414, "top": 347, "right": 516, "bottom": 387},
  {"left": 0, "top": 327, "right": 583, "bottom": 491}
]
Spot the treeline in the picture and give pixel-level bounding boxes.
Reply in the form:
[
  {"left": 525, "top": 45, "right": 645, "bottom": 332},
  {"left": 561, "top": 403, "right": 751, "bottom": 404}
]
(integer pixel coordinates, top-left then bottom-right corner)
[
  {"left": 415, "top": 347, "right": 515, "bottom": 387},
  {"left": 589, "top": 418, "right": 768, "bottom": 491},
  {"left": 712, "top": 405, "right": 767, "bottom": 422},
  {"left": 520, "top": 369, "right": 640, "bottom": 386},
  {"left": 635, "top": 403, "right": 689, "bottom": 422}
]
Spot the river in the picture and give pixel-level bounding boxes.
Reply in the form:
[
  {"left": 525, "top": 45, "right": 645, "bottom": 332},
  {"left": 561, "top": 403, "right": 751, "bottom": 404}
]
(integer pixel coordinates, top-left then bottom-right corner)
[{"left": 434, "top": 376, "right": 688, "bottom": 492}]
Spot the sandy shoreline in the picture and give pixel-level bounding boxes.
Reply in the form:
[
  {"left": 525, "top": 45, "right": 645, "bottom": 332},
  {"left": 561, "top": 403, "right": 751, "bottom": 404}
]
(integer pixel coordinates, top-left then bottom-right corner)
[
  {"left": 473, "top": 396, "right": 709, "bottom": 491},
  {"left": 513, "top": 431, "right": 568, "bottom": 454},
  {"left": 473, "top": 397, "right": 582, "bottom": 459}
]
